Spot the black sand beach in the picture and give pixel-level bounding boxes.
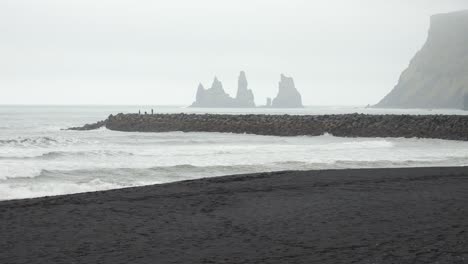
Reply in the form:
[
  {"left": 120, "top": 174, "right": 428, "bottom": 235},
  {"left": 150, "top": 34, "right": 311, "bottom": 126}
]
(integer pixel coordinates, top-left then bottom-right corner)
[{"left": 1, "top": 167, "right": 468, "bottom": 264}]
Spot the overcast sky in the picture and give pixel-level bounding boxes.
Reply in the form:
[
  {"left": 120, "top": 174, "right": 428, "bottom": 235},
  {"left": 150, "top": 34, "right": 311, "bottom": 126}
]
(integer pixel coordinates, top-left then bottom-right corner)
[{"left": 1, "top": 0, "right": 467, "bottom": 106}]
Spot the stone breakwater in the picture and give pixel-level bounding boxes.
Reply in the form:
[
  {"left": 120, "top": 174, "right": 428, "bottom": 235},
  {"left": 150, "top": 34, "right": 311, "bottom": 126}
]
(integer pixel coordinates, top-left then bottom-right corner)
[{"left": 69, "top": 113, "right": 468, "bottom": 140}]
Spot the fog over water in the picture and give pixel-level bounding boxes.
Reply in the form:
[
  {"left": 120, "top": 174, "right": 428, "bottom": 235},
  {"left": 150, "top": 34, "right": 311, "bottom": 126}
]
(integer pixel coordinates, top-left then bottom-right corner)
[
  {"left": 2, "top": 2, "right": 468, "bottom": 200},
  {"left": 1, "top": 0, "right": 467, "bottom": 106}
]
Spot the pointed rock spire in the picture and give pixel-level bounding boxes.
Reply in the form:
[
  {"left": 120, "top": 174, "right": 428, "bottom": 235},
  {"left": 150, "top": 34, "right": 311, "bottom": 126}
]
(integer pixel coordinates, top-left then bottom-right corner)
[
  {"left": 237, "top": 71, "right": 248, "bottom": 94},
  {"left": 272, "top": 74, "right": 303, "bottom": 108},
  {"left": 211, "top": 76, "right": 224, "bottom": 91},
  {"left": 235, "top": 71, "right": 255, "bottom": 107},
  {"left": 190, "top": 71, "right": 266, "bottom": 108},
  {"left": 196, "top": 83, "right": 205, "bottom": 102}
]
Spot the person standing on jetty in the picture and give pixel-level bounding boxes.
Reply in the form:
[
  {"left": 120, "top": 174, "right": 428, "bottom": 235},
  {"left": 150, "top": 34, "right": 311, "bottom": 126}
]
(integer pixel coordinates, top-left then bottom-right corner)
[{"left": 137, "top": 109, "right": 154, "bottom": 115}]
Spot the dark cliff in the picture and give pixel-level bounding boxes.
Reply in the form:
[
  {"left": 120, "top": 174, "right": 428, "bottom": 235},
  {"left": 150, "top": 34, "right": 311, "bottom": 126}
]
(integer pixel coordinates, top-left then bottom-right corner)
[{"left": 375, "top": 10, "right": 468, "bottom": 109}]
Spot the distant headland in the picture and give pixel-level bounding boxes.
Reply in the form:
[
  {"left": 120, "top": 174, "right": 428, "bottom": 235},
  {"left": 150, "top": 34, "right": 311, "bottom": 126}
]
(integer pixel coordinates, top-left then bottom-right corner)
[
  {"left": 190, "top": 71, "right": 304, "bottom": 108},
  {"left": 375, "top": 10, "right": 468, "bottom": 110}
]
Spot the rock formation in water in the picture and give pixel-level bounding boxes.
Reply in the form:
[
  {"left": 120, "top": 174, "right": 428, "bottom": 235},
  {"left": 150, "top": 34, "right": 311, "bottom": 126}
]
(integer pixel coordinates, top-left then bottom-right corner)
[
  {"left": 235, "top": 71, "right": 256, "bottom": 107},
  {"left": 191, "top": 72, "right": 305, "bottom": 108},
  {"left": 191, "top": 72, "right": 256, "bottom": 108},
  {"left": 191, "top": 77, "right": 237, "bottom": 108},
  {"left": 375, "top": 10, "right": 468, "bottom": 109},
  {"left": 272, "top": 74, "right": 303, "bottom": 108}
]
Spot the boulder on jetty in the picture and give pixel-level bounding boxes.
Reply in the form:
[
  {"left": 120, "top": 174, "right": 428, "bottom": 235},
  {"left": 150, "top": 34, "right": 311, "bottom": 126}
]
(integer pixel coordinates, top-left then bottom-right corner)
[
  {"left": 191, "top": 72, "right": 256, "bottom": 108},
  {"left": 272, "top": 74, "right": 304, "bottom": 108},
  {"left": 375, "top": 10, "right": 468, "bottom": 109},
  {"left": 67, "top": 120, "right": 106, "bottom": 131},
  {"left": 70, "top": 113, "right": 468, "bottom": 141}
]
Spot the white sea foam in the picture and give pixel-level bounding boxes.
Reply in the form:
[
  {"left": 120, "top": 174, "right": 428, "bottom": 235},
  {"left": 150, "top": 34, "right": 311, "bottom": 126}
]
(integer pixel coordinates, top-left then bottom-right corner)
[{"left": 2, "top": 105, "right": 468, "bottom": 200}]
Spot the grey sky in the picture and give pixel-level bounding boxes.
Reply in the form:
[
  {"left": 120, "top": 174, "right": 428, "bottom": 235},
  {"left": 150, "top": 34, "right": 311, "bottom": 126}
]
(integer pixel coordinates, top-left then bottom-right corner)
[{"left": 1, "top": 0, "right": 467, "bottom": 105}]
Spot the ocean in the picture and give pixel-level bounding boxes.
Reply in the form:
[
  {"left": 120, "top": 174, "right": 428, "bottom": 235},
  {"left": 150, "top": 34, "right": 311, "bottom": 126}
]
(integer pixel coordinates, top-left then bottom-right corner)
[{"left": 1, "top": 105, "right": 468, "bottom": 200}]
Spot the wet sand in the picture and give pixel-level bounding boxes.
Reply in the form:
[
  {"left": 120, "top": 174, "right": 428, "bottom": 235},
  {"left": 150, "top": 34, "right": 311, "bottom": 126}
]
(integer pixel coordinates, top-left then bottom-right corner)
[{"left": 1, "top": 167, "right": 468, "bottom": 264}]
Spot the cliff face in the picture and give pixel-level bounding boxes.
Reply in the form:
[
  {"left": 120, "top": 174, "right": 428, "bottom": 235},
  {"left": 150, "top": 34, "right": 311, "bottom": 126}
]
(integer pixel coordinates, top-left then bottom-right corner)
[
  {"left": 376, "top": 10, "right": 468, "bottom": 109},
  {"left": 191, "top": 72, "right": 256, "bottom": 108},
  {"left": 272, "top": 74, "right": 303, "bottom": 108}
]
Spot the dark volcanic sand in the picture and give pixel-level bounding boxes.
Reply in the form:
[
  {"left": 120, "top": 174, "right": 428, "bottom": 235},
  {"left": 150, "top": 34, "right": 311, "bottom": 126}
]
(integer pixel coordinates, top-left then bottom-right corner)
[{"left": 1, "top": 167, "right": 468, "bottom": 264}]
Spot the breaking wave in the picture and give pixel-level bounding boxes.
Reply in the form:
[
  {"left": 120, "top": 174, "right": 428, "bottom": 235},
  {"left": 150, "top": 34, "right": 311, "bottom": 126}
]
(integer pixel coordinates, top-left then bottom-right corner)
[
  {"left": 2, "top": 156, "right": 468, "bottom": 200},
  {"left": 0, "top": 136, "right": 80, "bottom": 147},
  {"left": 0, "top": 150, "right": 135, "bottom": 160},
  {"left": 4, "top": 157, "right": 468, "bottom": 181},
  {"left": 3, "top": 157, "right": 468, "bottom": 201},
  {"left": 4, "top": 105, "right": 468, "bottom": 201}
]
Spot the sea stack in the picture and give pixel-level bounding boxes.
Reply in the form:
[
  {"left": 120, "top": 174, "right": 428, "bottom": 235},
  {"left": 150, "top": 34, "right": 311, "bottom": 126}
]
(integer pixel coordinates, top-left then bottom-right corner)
[
  {"left": 191, "top": 72, "right": 256, "bottom": 108},
  {"left": 235, "top": 71, "right": 256, "bottom": 107},
  {"left": 375, "top": 10, "right": 468, "bottom": 109},
  {"left": 191, "top": 77, "right": 236, "bottom": 107},
  {"left": 272, "top": 74, "right": 304, "bottom": 108}
]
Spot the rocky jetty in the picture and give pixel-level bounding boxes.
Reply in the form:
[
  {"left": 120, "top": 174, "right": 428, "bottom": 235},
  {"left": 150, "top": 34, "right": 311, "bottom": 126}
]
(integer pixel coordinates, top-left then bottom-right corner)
[
  {"left": 70, "top": 113, "right": 468, "bottom": 141},
  {"left": 67, "top": 120, "right": 106, "bottom": 131},
  {"left": 272, "top": 74, "right": 303, "bottom": 108},
  {"left": 376, "top": 10, "right": 468, "bottom": 109},
  {"left": 191, "top": 72, "right": 256, "bottom": 108}
]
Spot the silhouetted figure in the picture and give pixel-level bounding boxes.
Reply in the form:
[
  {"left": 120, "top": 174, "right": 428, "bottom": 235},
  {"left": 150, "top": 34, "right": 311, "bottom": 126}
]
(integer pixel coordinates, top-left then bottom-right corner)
[
  {"left": 144, "top": 111, "right": 147, "bottom": 115},
  {"left": 151, "top": 109, "right": 154, "bottom": 115},
  {"left": 139, "top": 110, "right": 141, "bottom": 115}
]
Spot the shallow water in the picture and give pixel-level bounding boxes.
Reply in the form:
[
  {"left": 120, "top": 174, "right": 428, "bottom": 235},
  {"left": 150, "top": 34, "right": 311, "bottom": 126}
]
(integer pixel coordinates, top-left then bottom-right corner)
[{"left": 1, "top": 105, "right": 468, "bottom": 200}]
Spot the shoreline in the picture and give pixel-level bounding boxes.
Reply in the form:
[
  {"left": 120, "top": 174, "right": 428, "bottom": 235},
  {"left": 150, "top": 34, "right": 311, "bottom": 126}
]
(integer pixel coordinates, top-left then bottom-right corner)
[
  {"left": 70, "top": 113, "right": 468, "bottom": 141},
  {"left": 1, "top": 166, "right": 467, "bottom": 263}
]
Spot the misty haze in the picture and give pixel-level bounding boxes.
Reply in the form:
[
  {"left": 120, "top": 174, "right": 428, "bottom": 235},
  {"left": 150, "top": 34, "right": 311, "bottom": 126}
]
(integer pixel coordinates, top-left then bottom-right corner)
[{"left": 1, "top": 1, "right": 468, "bottom": 264}]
